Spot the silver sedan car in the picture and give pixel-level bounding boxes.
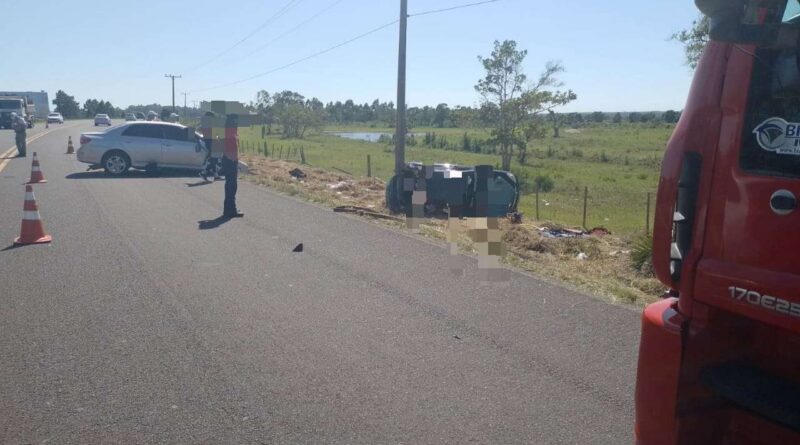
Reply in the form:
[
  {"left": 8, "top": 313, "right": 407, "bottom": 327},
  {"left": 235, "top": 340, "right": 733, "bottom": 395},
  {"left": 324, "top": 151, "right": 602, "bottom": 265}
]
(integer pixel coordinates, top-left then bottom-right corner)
[{"left": 77, "top": 121, "right": 206, "bottom": 176}]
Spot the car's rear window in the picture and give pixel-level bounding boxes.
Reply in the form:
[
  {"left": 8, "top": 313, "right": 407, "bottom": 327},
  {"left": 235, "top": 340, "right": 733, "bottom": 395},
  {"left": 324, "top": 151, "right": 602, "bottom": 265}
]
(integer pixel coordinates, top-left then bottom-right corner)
[{"left": 122, "top": 124, "right": 163, "bottom": 139}]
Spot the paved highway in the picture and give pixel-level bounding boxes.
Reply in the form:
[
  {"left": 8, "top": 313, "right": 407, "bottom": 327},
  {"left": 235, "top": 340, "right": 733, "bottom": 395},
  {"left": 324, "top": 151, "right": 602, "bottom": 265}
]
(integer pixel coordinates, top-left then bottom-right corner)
[{"left": 0, "top": 121, "right": 641, "bottom": 444}]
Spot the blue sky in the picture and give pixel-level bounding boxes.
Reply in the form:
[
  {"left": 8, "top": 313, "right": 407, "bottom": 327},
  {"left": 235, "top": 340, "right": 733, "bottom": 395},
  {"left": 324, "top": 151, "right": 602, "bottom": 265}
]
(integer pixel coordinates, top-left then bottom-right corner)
[{"left": 5, "top": 0, "right": 699, "bottom": 112}]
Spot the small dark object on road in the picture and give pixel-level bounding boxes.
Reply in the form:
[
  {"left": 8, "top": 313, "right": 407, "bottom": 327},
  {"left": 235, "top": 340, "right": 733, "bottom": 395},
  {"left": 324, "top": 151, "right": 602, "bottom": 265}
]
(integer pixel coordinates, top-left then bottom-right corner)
[
  {"left": 289, "top": 168, "right": 306, "bottom": 179},
  {"left": 453, "top": 335, "right": 461, "bottom": 340},
  {"left": 293, "top": 243, "right": 303, "bottom": 252}
]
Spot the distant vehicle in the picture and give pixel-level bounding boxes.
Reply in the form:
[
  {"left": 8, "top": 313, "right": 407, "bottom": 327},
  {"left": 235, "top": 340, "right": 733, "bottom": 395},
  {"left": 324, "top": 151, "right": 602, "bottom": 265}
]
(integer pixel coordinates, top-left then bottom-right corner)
[
  {"left": 135, "top": 112, "right": 145, "bottom": 120},
  {"left": 76, "top": 121, "right": 205, "bottom": 176},
  {"left": 0, "top": 97, "right": 30, "bottom": 129},
  {"left": 94, "top": 114, "right": 112, "bottom": 126},
  {"left": 169, "top": 113, "right": 180, "bottom": 123},
  {"left": 146, "top": 110, "right": 158, "bottom": 121},
  {"left": 385, "top": 162, "right": 519, "bottom": 217},
  {"left": 124, "top": 113, "right": 136, "bottom": 121},
  {"left": 47, "top": 112, "right": 64, "bottom": 124}
]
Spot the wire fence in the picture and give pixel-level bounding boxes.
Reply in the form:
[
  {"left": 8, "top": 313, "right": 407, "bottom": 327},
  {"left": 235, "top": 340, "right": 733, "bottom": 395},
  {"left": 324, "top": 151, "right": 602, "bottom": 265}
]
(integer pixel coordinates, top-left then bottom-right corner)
[{"left": 234, "top": 137, "right": 657, "bottom": 237}]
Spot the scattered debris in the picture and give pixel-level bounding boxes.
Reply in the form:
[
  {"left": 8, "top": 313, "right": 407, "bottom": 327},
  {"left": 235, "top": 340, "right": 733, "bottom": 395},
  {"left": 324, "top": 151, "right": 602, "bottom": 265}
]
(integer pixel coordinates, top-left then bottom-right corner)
[
  {"left": 508, "top": 212, "right": 523, "bottom": 224},
  {"left": 289, "top": 168, "right": 306, "bottom": 179},
  {"left": 576, "top": 252, "right": 589, "bottom": 261},
  {"left": 327, "top": 181, "right": 353, "bottom": 190},
  {"left": 539, "top": 227, "right": 586, "bottom": 238},
  {"left": 453, "top": 335, "right": 462, "bottom": 340},
  {"left": 589, "top": 227, "right": 611, "bottom": 237},
  {"left": 333, "top": 206, "right": 404, "bottom": 222},
  {"left": 292, "top": 243, "right": 303, "bottom": 253}
]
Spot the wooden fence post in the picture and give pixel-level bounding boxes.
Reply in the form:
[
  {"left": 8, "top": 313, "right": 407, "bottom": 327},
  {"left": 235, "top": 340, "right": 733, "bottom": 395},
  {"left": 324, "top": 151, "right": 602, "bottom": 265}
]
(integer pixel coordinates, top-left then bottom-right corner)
[
  {"left": 367, "top": 155, "right": 371, "bottom": 177},
  {"left": 645, "top": 192, "right": 651, "bottom": 235},
  {"left": 582, "top": 186, "right": 588, "bottom": 229},
  {"left": 279, "top": 147, "right": 283, "bottom": 159},
  {"left": 300, "top": 147, "right": 306, "bottom": 165},
  {"left": 535, "top": 185, "right": 540, "bottom": 220}
]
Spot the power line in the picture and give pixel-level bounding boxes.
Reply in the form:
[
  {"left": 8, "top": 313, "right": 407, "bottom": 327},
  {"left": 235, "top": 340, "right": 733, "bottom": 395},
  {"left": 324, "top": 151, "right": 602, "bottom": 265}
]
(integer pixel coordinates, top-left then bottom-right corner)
[
  {"left": 408, "top": 0, "right": 500, "bottom": 18},
  {"left": 240, "top": 0, "right": 346, "bottom": 60},
  {"left": 189, "top": 19, "right": 399, "bottom": 93},
  {"left": 185, "top": 0, "right": 305, "bottom": 73},
  {"left": 188, "top": 0, "right": 501, "bottom": 93}
]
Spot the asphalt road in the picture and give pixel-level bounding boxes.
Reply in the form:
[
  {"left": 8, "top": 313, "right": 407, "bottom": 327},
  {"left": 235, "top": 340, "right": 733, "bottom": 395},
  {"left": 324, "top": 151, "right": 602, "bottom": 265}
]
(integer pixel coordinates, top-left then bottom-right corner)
[{"left": 0, "top": 121, "right": 641, "bottom": 444}]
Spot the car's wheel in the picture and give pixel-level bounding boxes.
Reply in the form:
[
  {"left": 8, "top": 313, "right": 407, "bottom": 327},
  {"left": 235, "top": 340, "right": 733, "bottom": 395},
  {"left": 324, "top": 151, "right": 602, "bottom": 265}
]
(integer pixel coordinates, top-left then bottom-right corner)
[{"left": 102, "top": 151, "right": 131, "bottom": 176}]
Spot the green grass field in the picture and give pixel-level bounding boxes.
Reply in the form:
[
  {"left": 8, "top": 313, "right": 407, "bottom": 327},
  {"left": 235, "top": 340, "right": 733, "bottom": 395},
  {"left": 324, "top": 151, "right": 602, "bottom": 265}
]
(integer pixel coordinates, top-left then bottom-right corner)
[{"left": 234, "top": 123, "right": 674, "bottom": 237}]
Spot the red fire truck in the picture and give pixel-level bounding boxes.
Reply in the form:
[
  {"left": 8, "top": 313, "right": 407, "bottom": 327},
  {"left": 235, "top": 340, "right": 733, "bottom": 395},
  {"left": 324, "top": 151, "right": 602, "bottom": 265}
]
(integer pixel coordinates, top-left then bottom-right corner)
[{"left": 635, "top": 0, "right": 800, "bottom": 443}]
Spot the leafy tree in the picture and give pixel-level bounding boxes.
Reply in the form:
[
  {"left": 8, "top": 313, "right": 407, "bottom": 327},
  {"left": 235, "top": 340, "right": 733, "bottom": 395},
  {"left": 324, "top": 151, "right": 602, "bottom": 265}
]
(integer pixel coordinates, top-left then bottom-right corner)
[
  {"left": 475, "top": 40, "right": 576, "bottom": 170},
  {"left": 671, "top": 14, "right": 709, "bottom": 69},
  {"left": 160, "top": 108, "right": 171, "bottom": 121},
  {"left": 432, "top": 103, "right": 451, "bottom": 128},
  {"left": 591, "top": 111, "right": 605, "bottom": 123},
  {"left": 612, "top": 112, "right": 622, "bottom": 124},
  {"left": 52, "top": 90, "right": 80, "bottom": 119},
  {"left": 663, "top": 109, "right": 679, "bottom": 123},
  {"left": 272, "top": 91, "right": 326, "bottom": 138},
  {"left": 628, "top": 112, "right": 642, "bottom": 123},
  {"left": 255, "top": 90, "right": 275, "bottom": 134}
]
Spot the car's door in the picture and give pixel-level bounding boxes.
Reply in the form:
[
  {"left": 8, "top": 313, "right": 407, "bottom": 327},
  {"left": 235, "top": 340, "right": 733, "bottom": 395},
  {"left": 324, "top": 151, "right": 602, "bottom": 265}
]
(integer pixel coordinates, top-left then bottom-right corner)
[
  {"left": 119, "top": 124, "right": 164, "bottom": 165},
  {"left": 161, "top": 125, "right": 204, "bottom": 168}
]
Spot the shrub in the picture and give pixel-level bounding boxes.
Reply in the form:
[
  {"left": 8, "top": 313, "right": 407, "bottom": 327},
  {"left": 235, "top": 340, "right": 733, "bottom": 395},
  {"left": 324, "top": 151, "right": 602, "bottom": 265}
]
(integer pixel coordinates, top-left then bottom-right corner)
[
  {"left": 630, "top": 234, "right": 653, "bottom": 274},
  {"left": 534, "top": 175, "right": 555, "bottom": 192}
]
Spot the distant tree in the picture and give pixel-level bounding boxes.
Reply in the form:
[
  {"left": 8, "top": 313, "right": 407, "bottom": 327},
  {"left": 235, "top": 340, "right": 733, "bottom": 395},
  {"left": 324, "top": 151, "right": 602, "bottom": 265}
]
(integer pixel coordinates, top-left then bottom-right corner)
[
  {"left": 272, "top": 91, "right": 326, "bottom": 138},
  {"left": 612, "top": 112, "right": 622, "bottom": 124},
  {"left": 160, "top": 108, "right": 171, "bottom": 121},
  {"left": 663, "top": 109, "right": 679, "bottom": 123},
  {"left": 432, "top": 103, "right": 451, "bottom": 128},
  {"left": 568, "top": 112, "right": 583, "bottom": 126},
  {"left": 641, "top": 112, "right": 656, "bottom": 123},
  {"left": 671, "top": 14, "right": 709, "bottom": 69},
  {"left": 628, "top": 112, "right": 642, "bottom": 123},
  {"left": 591, "top": 111, "right": 605, "bottom": 123},
  {"left": 475, "top": 40, "right": 576, "bottom": 169},
  {"left": 52, "top": 90, "right": 80, "bottom": 119},
  {"left": 255, "top": 90, "right": 275, "bottom": 134}
]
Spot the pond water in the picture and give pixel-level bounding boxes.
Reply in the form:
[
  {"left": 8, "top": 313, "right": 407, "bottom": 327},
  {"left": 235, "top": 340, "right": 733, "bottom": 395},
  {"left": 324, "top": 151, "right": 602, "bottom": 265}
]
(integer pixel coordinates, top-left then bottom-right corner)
[{"left": 327, "top": 132, "right": 423, "bottom": 142}]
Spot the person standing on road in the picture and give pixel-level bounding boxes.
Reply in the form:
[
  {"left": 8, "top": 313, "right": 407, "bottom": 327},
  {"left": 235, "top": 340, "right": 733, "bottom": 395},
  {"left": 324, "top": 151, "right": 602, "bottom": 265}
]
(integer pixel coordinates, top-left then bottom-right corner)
[
  {"left": 222, "top": 113, "right": 243, "bottom": 218},
  {"left": 11, "top": 112, "right": 27, "bottom": 157},
  {"left": 199, "top": 111, "right": 221, "bottom": 181}
]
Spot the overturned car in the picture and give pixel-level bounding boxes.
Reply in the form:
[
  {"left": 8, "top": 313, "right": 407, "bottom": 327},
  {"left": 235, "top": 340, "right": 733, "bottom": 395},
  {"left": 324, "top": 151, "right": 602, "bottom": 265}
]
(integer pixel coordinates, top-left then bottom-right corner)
[{"left": 385, "top": 162, "right": 520, "bottom": 217}]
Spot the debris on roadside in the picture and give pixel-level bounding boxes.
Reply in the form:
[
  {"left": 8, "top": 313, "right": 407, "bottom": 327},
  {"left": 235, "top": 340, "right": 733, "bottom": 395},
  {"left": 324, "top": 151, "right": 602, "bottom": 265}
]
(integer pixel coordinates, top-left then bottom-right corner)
[
  {"left": 576, "top": 252, "right": 589, "bottom": 261},
  {"left": 508, "top": 212, "right": 523, "bottom": 224},
  {"left": 289, "top": 168, "right": 306, "bottom": 179},
  {"left": 333, "top": 205, "right": 404, "bottom": 222}
]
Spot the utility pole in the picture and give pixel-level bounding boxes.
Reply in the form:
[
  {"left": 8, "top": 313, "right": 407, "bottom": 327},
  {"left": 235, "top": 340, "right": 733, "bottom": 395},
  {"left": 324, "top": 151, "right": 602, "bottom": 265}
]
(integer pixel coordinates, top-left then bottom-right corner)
[
  {"left": 164, "top": 74, "right": 182, "bottom": 113},
  {"left": 181, "top": 92, "right": 189, "bottom": 117},
  {"left": 394, "top": 0, "right": 408, "bottom": 175}
]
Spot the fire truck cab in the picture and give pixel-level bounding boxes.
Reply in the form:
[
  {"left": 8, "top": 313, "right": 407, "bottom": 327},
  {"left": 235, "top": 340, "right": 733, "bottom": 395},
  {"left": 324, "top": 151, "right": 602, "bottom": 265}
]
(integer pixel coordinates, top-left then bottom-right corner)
[{"left": 635, "top": 0, "right": 800, "bottom": 443}]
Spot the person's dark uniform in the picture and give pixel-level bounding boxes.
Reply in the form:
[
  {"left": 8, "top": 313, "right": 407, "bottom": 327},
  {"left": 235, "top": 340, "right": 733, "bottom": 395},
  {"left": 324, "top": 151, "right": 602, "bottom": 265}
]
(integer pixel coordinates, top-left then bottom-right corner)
[
  {"left": 12, "top": 113, "right": 27, "bottom": 157},
  {"left": 222, "top": 113, "right": 243, "bottom": 218},
  {"left": 199, "top": 111, "right": 221, "bottom": 181}
]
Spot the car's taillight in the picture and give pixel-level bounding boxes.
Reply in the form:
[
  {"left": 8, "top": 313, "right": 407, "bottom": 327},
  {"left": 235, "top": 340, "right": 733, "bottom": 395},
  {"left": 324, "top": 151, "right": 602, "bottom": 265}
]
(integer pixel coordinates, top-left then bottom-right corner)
[{"left": 80, "top": 135, "right": 91, "bottom": 145}]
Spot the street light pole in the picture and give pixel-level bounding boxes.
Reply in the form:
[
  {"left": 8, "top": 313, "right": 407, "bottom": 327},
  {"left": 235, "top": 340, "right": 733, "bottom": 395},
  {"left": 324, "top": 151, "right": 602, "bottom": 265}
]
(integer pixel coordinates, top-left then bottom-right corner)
[
  {"left": 394, "top": 0, "right": 408, "bottom": 175},
  {"left": 164, "top": 74, "right": 182, "bottom": 113}
]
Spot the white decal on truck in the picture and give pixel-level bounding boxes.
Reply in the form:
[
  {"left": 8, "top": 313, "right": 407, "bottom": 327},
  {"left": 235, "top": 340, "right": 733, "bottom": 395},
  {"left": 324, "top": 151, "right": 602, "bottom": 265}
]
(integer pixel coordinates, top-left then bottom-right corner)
[
  {"left": 728, "top": 286, "right": 800, "bottom": 318},
  {"left": 753, "top": 117, "right": 800, "bottom": 155}
]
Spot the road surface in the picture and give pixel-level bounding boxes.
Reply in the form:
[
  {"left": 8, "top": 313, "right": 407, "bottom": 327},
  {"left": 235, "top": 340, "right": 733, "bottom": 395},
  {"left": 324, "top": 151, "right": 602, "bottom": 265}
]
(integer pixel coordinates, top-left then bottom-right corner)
[{"left": 0, "top": 121, "right": 641, "bottom": 444}]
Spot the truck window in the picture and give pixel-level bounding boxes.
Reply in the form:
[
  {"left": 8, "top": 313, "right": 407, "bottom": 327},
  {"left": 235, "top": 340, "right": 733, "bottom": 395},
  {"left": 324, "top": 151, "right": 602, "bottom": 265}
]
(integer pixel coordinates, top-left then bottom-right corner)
[
  {"left": 0, "top": 99, "right": 23, "bottom": 109},
  {"left": 740, "top": 46, "right": 800, "bottom": 178},
  {"left": 741, "top": 3, "right": 800, "bottom": 178}
]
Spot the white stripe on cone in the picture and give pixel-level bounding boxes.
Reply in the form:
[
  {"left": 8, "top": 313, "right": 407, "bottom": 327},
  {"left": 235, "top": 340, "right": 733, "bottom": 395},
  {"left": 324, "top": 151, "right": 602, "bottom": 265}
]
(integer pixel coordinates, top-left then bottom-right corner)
[
  {"left": 25, "top": 192, "right": 34, "bottom": 200},
  {"left": 31, "top": 166, "right": 41, "bottom": 172},
  {"left": 23, "top": 210, "right": 42, "bottom": 220}
]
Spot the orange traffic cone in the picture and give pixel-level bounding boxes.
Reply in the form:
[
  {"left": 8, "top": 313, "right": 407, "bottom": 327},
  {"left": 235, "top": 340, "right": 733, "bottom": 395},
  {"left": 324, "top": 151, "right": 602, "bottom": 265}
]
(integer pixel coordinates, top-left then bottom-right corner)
[
  {"left": 66, "top": 136, "right": 74, "bottom": 154},
  {"left": 26, "top": 152, "right": 47, "bottom": 184},
  {"left": 14, "top": 185, "right": 52, "bottom": 245}
]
